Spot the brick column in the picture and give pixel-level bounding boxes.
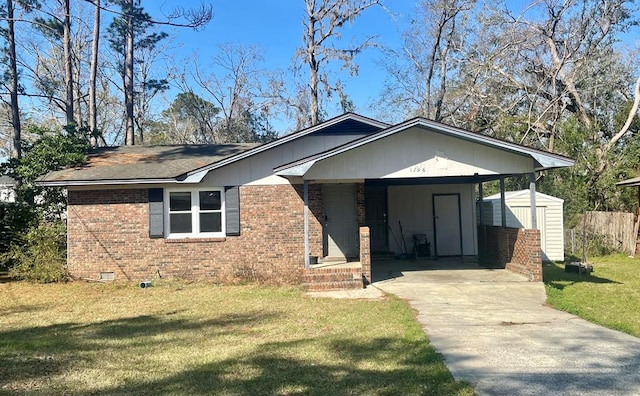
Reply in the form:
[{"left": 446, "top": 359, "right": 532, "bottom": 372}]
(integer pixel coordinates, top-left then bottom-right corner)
[
  {"left": 506, "top": 229, "right": 543, "bottom": 281},
  {"left": 360, "top": 226, "right": 371, "bottom": 285}
]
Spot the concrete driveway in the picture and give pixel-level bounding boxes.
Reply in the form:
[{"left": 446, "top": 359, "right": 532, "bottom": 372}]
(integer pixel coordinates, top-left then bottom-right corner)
[{"left": 372, "top": 259, "right": 640, "bottom": 395}]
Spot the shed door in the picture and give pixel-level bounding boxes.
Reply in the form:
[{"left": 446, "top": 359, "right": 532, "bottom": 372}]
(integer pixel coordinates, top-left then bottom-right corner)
[
  {"left": 323, "top": 184, "right": 358, "bottom": 258},
  {"left": 433, "top": 194, "right": 462, "bottom": 256}
]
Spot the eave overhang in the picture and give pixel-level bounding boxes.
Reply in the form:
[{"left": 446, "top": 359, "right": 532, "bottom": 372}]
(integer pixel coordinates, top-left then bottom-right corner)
[
  {"left": 616, "top": 176, "right": 640, "bottom": 188},
  {"left": 36, "top": 177, "right": 193, "bottom": 187}
]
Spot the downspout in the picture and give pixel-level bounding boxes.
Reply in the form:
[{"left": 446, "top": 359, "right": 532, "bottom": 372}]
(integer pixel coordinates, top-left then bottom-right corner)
[{"left": 304, "top": 179, "right": 310, "bottom": 270}]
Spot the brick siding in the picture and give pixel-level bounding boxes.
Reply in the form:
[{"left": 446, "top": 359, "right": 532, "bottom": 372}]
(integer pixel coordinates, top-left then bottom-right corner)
[
  {"left": 67, "top": 184, "right": 324, "bottom": 284},
  {"left": 478, "top": 225, "right": 542, "bottom": 281},
  {"left": 506, "top": 228, "right": 542, "bottom": 281}
]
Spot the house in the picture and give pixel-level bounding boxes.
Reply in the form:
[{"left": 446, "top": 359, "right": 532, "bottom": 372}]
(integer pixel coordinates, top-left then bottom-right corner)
[
  {"left": 480, "top": 190, "right": 565, "bottom": 261},
  {"left": 38, "top": 113, "right": 574, "bottom": 289},
  {"left": 0, "top": 176, "right": 17, "bottom": 203}
]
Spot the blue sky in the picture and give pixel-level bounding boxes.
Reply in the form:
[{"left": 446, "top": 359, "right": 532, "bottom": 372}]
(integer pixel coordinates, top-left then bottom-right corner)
[
  {"left": 147, "top": 1, "right": 415, "bottom": 124},
  {"left": 144, "top": 1, "right": 640, "bottom": 130}
]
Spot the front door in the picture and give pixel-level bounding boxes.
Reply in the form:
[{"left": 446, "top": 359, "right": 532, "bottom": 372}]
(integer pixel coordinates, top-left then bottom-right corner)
[
  {"left": 365, "top": 185, "right": 388, "bottom": 253},
  {"left": 323, "top": 184, "right": 358, "bottom": 258},
  {"left": 433, "top": 194, "right": 463, "bottom": 256}
]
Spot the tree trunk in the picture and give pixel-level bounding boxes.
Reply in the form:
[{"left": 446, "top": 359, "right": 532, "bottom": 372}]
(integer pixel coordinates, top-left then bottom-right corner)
[
  {"left": 7, "top": 0, "right": 21, "bottom": 159},
  {"left": 62, "top": 0, "right": 75, "bottom": 126},
  {"left": 124, "top": 0, "right": 135, "bottom": 145},
  {"left": 89, "top": 0, "right": 100, "bottom": 146},
  {"left": 586, "top": 75, "right": 640, "bottom": 189},
  {"left": 306, "top": 4, "right": 319, "bottom": 126}
]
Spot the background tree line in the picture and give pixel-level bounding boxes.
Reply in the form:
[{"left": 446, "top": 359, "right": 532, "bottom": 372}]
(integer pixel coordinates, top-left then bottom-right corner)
[{"left": 0, "top": 0, "right": 639, "bottom": 281}]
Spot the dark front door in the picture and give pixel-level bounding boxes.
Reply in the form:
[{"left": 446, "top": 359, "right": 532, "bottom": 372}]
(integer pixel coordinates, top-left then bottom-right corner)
[{"left": 365, "top": 185, "right": 388, "bottom": 253}]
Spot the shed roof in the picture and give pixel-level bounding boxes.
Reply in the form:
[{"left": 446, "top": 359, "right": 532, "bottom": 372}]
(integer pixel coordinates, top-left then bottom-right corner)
[
  {"left": 483, "top": 189, "right": 564, "bottom": 203},
  {"left": 0, "top": 175, "right": 16, "bottom": 185}
]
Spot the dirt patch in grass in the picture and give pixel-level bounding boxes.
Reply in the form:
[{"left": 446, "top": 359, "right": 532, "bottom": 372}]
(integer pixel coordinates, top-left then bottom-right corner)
[
  {"left": 544, "top": 255, "right": 640, "bottom": 337},
  {"left": 0, "top": 281, "right": 473, "bottom": 395}
]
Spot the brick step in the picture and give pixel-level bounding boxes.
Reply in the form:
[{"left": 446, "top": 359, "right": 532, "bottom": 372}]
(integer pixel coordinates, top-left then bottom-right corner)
[
  {"left": 302, "top": 272, "right": 362, "bottom": 282},
  {"left": 303, "top": 279, "right": 364, "bottom": 292},
  {"left": 302, "top": 268, "right": 364, "bottom": 291}
]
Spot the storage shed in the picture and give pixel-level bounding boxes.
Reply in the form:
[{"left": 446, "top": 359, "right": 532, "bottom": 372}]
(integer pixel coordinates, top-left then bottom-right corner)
[{"left": 480, "top": 189, "right": 564, "bottom": 261}]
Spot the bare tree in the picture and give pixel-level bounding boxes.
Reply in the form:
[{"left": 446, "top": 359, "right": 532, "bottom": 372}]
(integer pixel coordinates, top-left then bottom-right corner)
[
  {"left": 300, "top": 0, "right": 381, "bottom": 126},
  {"left": 379, "top": 0, "right": 476, "bottom": 122},
  {"left": 186, "top": 43, "right": 269, "bottom": 142},
  {"left": 469, "top": 0, "right": 637, "bottom": 148},
  {"left": 62, "top": 0, "right": 74, "bottom": 125},
  {"left": 5, "top": 0, "right": 21, "bottom": 158},
  {"left": 453, "top": 0, "right": 640, "bottom": 212},
  {"left": 108, "top": 0, "right": 212, "bottom": 145},
  {"left": 88, "top": 0, "right": 100, "bottom": 145}
]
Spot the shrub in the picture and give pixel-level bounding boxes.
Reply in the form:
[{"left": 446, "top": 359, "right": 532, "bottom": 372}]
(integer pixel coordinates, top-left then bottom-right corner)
[
  {"left": 6, "top": 222, "right": 68, "bottom": 283},
  {"left": 564, "top": 229, "right": 618, "bottom": 258},
  {"left": 0, "top": 202, "right": 36, "bottom": 255}
]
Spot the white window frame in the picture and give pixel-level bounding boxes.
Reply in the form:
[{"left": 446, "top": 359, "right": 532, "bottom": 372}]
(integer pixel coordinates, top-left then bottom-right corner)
[{"left": 165, "top": 187, "right": 225, "bottom": 238}]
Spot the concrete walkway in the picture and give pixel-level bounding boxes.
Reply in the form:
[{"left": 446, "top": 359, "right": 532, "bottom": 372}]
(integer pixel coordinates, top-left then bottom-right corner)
[{"left": 373, "top": 260, "right": 640, "bottom": 395}]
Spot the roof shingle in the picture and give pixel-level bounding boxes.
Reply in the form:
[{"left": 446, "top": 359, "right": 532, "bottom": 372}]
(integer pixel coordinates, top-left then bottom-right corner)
[{"left": 38, "top": 144, "right": 259, "bottom": 183}]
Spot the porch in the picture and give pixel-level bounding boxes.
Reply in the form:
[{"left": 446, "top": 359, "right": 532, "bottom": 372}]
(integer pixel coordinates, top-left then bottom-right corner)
[{"left": 302, "top": 224, "right": 543, "bottom": 291}]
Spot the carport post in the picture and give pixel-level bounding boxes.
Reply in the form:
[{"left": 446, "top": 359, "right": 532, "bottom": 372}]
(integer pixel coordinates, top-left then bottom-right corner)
[
  {"left": 500, "top": 177, "right": 506, "bottom": 227},
  {"left": 304, "top": 179, "right": 310, "bottom": 270},
  {"left": 478, "top": 181, "right": 484, "bottom": 225},
  {"left": 529, "top": 173, "right": 538, "bottom": 230}
]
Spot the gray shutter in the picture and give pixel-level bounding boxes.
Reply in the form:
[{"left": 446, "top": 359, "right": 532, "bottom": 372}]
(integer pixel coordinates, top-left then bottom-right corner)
[
  {"left": 225, "top": 186, "right": 240, "bottom": 236},
  {"left": 148, "top": 188, "right": 164, "bottom": 238}
]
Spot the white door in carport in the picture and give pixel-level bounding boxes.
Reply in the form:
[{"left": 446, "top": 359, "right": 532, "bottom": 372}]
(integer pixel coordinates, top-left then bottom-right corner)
[{"left": 433, "top": 194, "right": 462, "bottom": 256}]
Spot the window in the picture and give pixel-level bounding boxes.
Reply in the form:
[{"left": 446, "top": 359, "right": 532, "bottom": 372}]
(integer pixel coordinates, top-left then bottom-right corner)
[{"left": 166, "top": 188, "right": 225, "bottom": 237}]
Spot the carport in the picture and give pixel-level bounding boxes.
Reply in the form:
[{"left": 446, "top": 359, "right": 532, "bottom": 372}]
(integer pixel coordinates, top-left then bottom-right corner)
[{"left": 276, "top": 117, "right": 573, "bottom": 286}]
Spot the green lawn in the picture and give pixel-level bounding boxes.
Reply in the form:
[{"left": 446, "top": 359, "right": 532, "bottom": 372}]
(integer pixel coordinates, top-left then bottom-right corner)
[
  {"left": 544, "top": 255, "right": 640, "bottom": 337},
  {"left": 0, "top": 281, "right": 473, "bottom": 395}
]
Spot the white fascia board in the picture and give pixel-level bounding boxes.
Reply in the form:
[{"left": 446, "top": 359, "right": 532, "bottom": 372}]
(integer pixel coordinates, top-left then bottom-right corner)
[
  {"left": 178, "top": 170, "right": 207, "bottom": 183},
  {"left": 529, "top": 153, "right": 574, "bottom": 170},
  {"left": 274, "top": 161, "right": 317, "bottom": 177},
  {"left": 416, "top": 120, "right": 574, "bottom": 170},
  {"left": 484, "top": 189, "right": 564, "bottom": 203}
]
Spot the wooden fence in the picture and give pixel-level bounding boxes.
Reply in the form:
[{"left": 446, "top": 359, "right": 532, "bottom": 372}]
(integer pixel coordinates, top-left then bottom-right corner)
[{"left": 566, "top": 211, "right": 637, "bottom": 256}]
